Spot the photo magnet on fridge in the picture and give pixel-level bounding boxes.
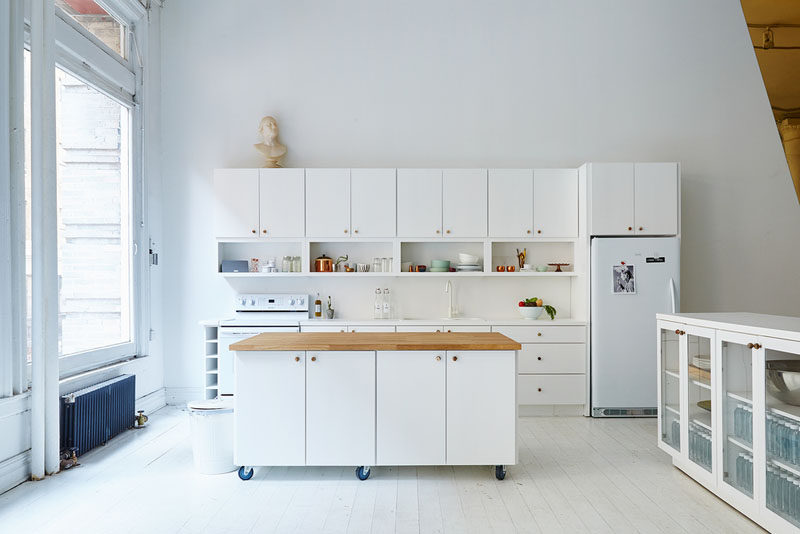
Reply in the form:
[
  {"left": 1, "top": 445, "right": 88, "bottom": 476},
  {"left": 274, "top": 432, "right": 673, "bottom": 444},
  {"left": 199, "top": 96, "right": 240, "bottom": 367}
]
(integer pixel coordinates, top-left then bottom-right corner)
[{"left": 613, "top": 264, "right": 636, "bottom": 294}]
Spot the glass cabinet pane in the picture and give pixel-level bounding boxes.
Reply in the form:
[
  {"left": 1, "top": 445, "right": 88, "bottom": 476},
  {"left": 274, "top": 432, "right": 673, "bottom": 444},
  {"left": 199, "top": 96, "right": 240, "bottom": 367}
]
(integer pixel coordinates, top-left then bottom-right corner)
[
  {"left": 661, "top": 328, "right": 681, "bottom": 452},
  {"left": 764, "top": 345, "right": 800, "bottom": 526},
  {"left": 721, "top": 340, "right": 753, "bottom": 497},
  {"left": 687, "top": 333, "right": 712, "bottom": 472}
]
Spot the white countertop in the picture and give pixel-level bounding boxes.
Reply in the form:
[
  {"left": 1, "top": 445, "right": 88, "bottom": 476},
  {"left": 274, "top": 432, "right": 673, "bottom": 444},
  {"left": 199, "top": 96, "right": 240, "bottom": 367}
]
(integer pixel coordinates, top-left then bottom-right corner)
[
  {"left": 657, "top": 312, "right": 800, "bottom": 341},
  {"left": 202, "top": 317, "right": 586, "bottom": 327}
]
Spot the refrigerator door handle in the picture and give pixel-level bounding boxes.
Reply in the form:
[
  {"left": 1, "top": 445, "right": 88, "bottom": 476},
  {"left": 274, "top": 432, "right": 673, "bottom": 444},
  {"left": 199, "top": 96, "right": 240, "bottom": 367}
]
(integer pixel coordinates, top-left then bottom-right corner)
[{"left": 669, "top": 277, "right": 677, "bottom": 313}]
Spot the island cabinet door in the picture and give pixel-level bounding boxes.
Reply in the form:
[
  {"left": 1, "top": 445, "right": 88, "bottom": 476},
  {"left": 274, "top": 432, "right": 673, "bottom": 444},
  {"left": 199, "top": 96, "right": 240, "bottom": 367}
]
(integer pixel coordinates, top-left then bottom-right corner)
[
  {"left": 376, "top": 351, "right": 445, "bottom": 465},
  {"left": 306, "top": 351, "right": 376, "bottom": 466},
  {"left": 234, "top": 351, "right": 305, "bottom": 466},
  {"left": 446, "top": 350, "right": 516, "bottom": 465}
]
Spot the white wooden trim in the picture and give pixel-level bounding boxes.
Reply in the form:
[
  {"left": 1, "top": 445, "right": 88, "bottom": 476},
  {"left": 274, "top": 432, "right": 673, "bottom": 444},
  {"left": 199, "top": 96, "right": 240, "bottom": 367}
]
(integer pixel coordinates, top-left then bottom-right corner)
[
  {"left": 0, "top": 391, "right": 31, "bottom": 419},
  {"left": 135, "top": 387, "right": 166, "bottom": 414},
  {"left": 0, "top": 450, "right": 31, "bottom": 495},
  {"left": 0, "top": 0, "right": 14, "bottom": 399}
]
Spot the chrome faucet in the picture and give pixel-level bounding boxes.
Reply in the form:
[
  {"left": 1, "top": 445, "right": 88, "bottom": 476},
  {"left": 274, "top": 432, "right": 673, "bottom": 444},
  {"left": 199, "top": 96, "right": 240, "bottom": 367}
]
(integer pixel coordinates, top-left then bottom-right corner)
[{"left": 445, "top": 280, "right": 456, "bottom": 318}]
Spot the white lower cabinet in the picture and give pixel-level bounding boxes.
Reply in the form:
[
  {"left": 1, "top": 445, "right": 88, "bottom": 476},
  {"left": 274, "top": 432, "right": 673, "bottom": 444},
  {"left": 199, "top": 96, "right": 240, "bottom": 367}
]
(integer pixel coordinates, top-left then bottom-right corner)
[
  {"left": 377, "top": 351, "right": 446, "bottom": 465},
  {"left": 446, "top": 350, "right": 516, "bottom": 465},
  {"left": 306, "top": 351, "right": 375, "bottom": 466},
  {"left": 234, "top": 351, "right": 306, "bottom": 466},
  {"left": 517, "top": 374, "right": 586, "bottom": 405}
]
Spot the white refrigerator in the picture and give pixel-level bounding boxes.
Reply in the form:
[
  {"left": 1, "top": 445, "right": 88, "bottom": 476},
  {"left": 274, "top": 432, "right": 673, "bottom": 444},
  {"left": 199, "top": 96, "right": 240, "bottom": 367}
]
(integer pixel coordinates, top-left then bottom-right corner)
[{"left": 590, "top": 237, "right": 680, "bottom": 417}]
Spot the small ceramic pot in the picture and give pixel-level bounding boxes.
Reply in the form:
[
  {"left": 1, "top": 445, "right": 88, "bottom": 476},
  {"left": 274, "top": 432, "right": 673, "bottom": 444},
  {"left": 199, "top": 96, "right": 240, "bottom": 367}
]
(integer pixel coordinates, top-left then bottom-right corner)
[
  {"left": 416, "top": 265, "right": 427, "bottom": 272},
  {"left": 507, "top": 265, "right": 516, "bottom": 272},
  {"left": 496, "top": 265, "right": 506, "bottom": 272}
]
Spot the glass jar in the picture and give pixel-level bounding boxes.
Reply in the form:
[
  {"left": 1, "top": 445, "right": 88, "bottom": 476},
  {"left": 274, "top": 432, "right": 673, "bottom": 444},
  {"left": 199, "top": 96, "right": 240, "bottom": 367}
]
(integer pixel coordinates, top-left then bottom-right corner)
[
  {"left": 372, "top": 257, "right": 382, "bottom": 273},
  {"left": 282, "top": 256, "right": 292, "bottom": 273},
  {"left": 381, "top": 257, "right": 390, "bottom": 272},
  {"left": 292, "top": 256, "right": 301, "bottom": 272}
]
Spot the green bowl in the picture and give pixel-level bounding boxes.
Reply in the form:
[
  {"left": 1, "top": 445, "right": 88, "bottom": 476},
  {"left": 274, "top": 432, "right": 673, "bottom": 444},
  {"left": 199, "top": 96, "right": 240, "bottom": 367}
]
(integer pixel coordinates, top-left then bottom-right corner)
[{"left": 431, "top": 260, "right": 450, "bottom": 268}]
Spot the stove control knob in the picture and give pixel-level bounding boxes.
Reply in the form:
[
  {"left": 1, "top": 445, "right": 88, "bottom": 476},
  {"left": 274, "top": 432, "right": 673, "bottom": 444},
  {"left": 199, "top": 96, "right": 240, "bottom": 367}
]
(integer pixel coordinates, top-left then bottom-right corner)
[
  {"left": 289, "top": 298, "right": 296, "bottom": 306},
  {"left": 250, "top": 299, "right": 256, "bottom": 306}
]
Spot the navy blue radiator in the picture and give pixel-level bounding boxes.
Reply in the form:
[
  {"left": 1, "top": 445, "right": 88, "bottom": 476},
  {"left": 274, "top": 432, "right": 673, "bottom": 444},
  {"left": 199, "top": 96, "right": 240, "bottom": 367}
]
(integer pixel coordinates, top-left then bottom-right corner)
[{"left": 60, "top": 374, "right": 136, "bottom": 456}]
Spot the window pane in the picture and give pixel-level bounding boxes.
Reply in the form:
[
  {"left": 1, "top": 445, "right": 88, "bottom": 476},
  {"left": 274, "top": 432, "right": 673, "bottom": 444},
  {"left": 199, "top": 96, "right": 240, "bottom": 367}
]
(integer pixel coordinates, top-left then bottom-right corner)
[
  {"left": 56, "top": 67, "right": 132, "bottom": 356},
  {"left": 55, "top": 0, "right": 126, "bottom": 59},
  {"left": 24, "top": 50, "right": 32, "bottom": 364}
]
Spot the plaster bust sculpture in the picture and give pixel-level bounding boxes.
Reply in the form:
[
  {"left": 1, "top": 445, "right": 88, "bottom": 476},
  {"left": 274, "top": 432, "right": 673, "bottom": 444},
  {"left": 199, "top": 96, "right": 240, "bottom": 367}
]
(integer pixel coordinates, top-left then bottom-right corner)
[{"left": 253, "top": 116, "right": 287, "bottom": 168}]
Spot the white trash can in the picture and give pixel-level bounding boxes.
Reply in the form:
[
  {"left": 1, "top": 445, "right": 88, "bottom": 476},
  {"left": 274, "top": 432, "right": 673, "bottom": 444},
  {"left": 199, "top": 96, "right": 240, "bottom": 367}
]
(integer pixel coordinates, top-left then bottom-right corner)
[{"left": 187, "top": 398, "right": 236, "bottom": 474}]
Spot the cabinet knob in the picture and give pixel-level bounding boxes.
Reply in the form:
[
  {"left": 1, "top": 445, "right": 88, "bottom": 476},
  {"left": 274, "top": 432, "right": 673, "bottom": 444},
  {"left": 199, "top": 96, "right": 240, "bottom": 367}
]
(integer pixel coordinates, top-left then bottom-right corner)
[
  {"left": 526, "top": 230, "right": 531, "bottom": 234},
  {"left": 537, "top": 332, "right": 542, "bottom": 337},
  {"left": 537, "top": 356, "right": 542, "bottom": 361},
  {"left": 675, "top": 329, "right": 681, "bottom": 335},
  {"left": 446, "top": 229, "right": 451, "bottom": 234},
  {"left": 537, "top": 230, "right": 542, "bottom": 234},
  {"left": 627, "top": 227, "right": 633, "bottom": 231},
  {"left": 262, "top": 229, "right": 267, "bottom": 234},
  {"left": 311, "top": 356, "right": 317, "bottom": 362},
  {"left": 435, "top": 355, "right": 441, "bottom": 361},
  {"left": 340, "top": 329, "right": 345, "bottom": 333},
  {"left": 538, "top": 388, "right": 542, "bottom": 392},
  {"left": 354, "top": 229, "right": 358, "bottom": 234},
  {"left": 343, "top": 229, "right": 348, "bottom": 234},
  {"left": 251, "top": 229, "right": 256, "bottom": 234},
  {"left": 294, "top": 356, "right": 300, "bottom": 362},
  {"left": 436, "top": 329, "right": 441, "bottom": 333},
  {"left": 436, "top": 229, "right": 441, "bottom": 234},
  {"left": 452, "top": 356, "right": 458, "bottom": 362},
  {"left": 447, "top": 329, "right": 452, "bottom": 333},
  {"left": 638, "top": 227, "right": 643, "bottom": 231},
  {"left": 747, "top": 343, "right": 754, "bottom": 349}
]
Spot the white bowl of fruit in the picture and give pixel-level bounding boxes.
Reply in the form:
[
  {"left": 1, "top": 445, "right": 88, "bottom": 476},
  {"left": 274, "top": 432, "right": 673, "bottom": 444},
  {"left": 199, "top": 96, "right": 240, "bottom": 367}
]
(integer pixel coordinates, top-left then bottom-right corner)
[{"left": 518, "top": 297, "right": 557, "bottom": 320}]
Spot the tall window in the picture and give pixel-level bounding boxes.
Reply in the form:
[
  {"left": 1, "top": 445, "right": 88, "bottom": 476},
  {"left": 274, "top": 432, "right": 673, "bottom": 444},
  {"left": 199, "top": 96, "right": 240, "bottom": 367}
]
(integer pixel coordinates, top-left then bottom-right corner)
[
  {"left": 54, "top": 0, "right": 127, "bottom": 60},
  {"left": 55, "top": 67, "right": 132, "bottom": 356}
]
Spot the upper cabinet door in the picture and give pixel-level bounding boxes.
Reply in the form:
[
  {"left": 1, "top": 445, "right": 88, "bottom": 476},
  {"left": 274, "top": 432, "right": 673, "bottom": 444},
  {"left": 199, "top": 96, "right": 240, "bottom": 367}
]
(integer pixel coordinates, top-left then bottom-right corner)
[
  {"left": 350, "top": 169, "right": 396, "bottom": 237},
  {"left": 589, "top": 163, "right": 635, "bottom": 236},
  {"left": 259, "top": 168, "right": 304, "bottom": 237},
  {"left": 533, "top": 169, "right": 578, "bottom": 238},
  {"left": 213, "top": 169, "right": 260, "bottom": 238},
  {"left": 397, "top": 169, "right": 442, "bottom": 237},
  {"left": 305, "top": 169, "right": 350, "bottom": 238},
  {"left": 488, "top": 169, "right": 533, "bottom": 238},
  {"left": 634, "top": 163, "right": 678, "bottom": 236},
  {"left": 442, "top": 169, "right": 487, "bottom": 237}
]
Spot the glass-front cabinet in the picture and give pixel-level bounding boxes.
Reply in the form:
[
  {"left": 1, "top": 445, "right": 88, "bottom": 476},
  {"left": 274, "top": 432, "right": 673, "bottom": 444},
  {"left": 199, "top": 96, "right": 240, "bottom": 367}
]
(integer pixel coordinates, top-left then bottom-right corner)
[
  {"left": 658, "top": 322, "right": 682, "bottom": 453},
  {"left": 685, "top": 326, "right": 714, "bottom": 475},
  {"left": 761, "top": 336, "right": 800, "bottom": 528}
]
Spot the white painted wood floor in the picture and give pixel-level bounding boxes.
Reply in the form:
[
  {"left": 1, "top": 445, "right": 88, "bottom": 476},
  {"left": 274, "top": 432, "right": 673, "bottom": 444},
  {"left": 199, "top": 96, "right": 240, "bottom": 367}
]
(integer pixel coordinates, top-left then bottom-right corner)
[{"left": 0, "top": 406, "right": 764, "bottom": 534}]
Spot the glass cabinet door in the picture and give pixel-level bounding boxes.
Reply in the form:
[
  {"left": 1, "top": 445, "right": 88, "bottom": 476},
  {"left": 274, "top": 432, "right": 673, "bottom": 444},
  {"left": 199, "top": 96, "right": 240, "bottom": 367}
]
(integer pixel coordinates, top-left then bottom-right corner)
[
  {"left": 686, "top": 328, "right": 713, "bottom": 472},
  {"left": 720, "top": 336, "right": 754, "bottom": 498},
  {"left": 762, "top": 338, "right": 800, "bottom": 527},
  {"left": 660, "top": 326, "right": 681, "bottom": 452}
]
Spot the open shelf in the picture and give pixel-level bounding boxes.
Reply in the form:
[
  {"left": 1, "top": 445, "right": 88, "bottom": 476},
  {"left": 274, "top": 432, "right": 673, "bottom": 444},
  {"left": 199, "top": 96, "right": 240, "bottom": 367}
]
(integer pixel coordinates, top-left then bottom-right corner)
[
  {"left": 768, "top": 400, "right": 800, "bottom": 423},
  {"left": 490, "top": 241, "right": 574, "bottom": 273}
]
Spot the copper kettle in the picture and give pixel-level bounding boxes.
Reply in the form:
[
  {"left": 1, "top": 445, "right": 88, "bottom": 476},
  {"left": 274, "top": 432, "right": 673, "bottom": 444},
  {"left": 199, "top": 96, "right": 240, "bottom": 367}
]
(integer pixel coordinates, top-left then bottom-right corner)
[{"left": 314, "top": 253, "right": 333, "bottom": 272}]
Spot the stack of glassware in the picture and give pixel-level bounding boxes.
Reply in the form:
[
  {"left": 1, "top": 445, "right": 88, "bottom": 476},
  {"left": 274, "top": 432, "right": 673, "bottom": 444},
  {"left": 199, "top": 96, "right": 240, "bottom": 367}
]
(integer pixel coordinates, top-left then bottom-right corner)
[
  {"left": 733, "top": 403, "right": 753, "bottom": 443},
  {"left": 736, "top": 452, "right": 754, "bottom": 494},
  {"left": 671, "top": 420, "right": 680, "bottom": 449},
  {"left": 688, "top": 421, "right": 712, "bottom": 470},
  {"left": 767, "top": 463, "right": 800, "bottom": 522},
  {"left": 767, "top": 412, "right": 800, "bottom": 466}
]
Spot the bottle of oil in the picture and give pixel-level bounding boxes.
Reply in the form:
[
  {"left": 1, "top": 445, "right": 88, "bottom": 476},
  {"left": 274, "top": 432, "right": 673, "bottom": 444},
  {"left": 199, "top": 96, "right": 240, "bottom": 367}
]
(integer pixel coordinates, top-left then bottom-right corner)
[{"left": 314, "top": 293, "right": 322, "bottom": 318}]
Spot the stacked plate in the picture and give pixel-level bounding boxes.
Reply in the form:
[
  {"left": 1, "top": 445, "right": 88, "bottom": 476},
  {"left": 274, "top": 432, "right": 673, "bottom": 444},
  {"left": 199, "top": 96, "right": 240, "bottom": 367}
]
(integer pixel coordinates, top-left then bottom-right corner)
[
  {"left": 692, "top": 355, "right": 711, "bottom": 370},
  {"left": 456, "top": 263, "right": 482, "bottom": 272}
]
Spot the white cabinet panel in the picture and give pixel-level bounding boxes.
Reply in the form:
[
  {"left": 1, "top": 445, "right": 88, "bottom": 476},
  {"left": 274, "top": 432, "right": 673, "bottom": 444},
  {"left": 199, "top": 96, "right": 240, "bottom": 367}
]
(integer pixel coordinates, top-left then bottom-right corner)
[
  {"left": 397, "top": 169, "right": 442, "bottom": 237},
  {"left": 533, "top": 169, "right": 578, "bottom": 238},
  {"left": 213, "top": 169, "right": 259, "bottom": 238},
  {"left": 351, "top": 168, "right": 396, "bottom": 237},
  {"left": 377, "top": 351, "right": 446, "bottom": 465},
  {"left": 234, "top": 351, "right": 305, "bottom": 466},
  {"left": 492, "top": 325, "right": 586, "bottom": 344},
  {"left": 589, "top": 163, "right": 635, "bottom": 236},
  {"left": 518, "top": 374, "right": 586, "bottom": 404},
  {"left": 446, "top": 350, "right": 516, "bottom": 465},
  {"left": 443, "top": 326, "right": 491, "bottom": 333},
  {"left": 518, "top": 343, "right": 586, "bottom": 374},
  {"left": 634, "top": 163, "right": 678, "bottom": 236},
  {"left": 306, "top": 351, "right": 375, "bottom": 466},
  {"left": 348, "top": 326, "right": 396, "bottom": 333},
  {"left": 443, "top": 169, "right": 487, "bottom": 237},
  {"left": 488, "top": 169, "right": 533, "bottom": 238},
  {"left": 301, "top": 325, "right": 347, "bottom": 333},
  {"left": 396, "top": 325, "right": 444, "bottom": 333},
  {"left": 306, "top": 168, "right": 350, "bottom": 238},
  {"left": 259, "top": 168, "right": 304, "bottom": 237}
]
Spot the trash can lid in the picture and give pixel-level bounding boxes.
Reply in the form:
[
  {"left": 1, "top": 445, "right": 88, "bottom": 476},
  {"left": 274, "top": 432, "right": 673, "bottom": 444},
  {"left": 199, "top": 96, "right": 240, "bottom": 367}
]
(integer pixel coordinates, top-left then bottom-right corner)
[{"left": 187, "top": 397, "right": 234, "bottom": 412}]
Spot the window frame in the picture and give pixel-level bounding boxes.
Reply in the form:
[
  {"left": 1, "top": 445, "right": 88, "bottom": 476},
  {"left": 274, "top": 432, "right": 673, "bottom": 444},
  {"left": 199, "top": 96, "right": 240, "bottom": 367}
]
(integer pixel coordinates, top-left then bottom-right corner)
[{"left": 22, "top": 0, "right": 149, "bottom": 379}]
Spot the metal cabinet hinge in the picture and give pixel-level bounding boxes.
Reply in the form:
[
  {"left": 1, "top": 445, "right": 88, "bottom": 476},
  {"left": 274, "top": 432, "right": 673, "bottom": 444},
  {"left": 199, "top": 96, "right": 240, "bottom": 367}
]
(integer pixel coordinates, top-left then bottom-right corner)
[{"left": 149, "top": 239, "right": 158, "bottom": 266}]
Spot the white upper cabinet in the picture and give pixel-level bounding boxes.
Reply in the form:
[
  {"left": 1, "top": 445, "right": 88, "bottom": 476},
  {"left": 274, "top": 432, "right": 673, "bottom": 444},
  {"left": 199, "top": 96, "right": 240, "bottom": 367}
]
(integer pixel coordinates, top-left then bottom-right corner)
[
  {"left": 305, "top": 168, "right": 351, "bottom": 238},
  {"left": 350, "top": 169, "right": 396, "bottom": 237},
  {"left": 533, "top": 168, "right": 578, "bottom": 238},
  {"left": 589, "top": 163, "right": 635, "bottom": 236},
  {"left": 213, "top": 169, "right": 260, "bottom": 238},
  {"left": 259, "top": 168, "right": 304, "bottom": 237},
  {"left": 443, "top": 169, "right": 487, "bottom": 237},
  {"left": 488, "top": 169, "right": 533, "bottom": 238},
  {"left": 397, "top": 169, "right": 443, "bottom": 237},
  {"left": 634, "top": 163, "right": 678, "bottom": 236}
]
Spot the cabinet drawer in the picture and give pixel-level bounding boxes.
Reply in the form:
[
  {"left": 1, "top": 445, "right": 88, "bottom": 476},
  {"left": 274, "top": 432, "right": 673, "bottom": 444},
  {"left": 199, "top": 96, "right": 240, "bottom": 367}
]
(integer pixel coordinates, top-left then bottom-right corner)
[
  {"left": 493, "top": 325, "right": 586, "bottom": 343},
  {"left": 442, "top": 326, "right": 491, "bottom": 333},
  {"left": 348, "top": 326, "right": 395, "bottom": 333},
  {"left": 301, "top": 325, "right": 347, "bottom": 333},
  {"left": 518, "top": 374, "right": 586, "bottom": 405},
  {"left": 518, "top": 344, "right": 585, "bottom": 374},
  {"left": 396, "top": 325, "right": 443, "bottom": 333}
]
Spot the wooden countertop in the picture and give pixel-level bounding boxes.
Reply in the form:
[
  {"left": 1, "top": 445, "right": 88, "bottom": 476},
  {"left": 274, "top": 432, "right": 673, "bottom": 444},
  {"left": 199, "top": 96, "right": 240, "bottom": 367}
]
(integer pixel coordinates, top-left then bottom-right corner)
[{"left": 230, "top": 332, "right": 522, "bottom": 351}]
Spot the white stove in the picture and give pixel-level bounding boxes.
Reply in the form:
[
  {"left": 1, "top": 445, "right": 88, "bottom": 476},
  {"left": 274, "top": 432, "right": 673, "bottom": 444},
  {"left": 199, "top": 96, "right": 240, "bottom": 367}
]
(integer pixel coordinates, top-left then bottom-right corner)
[{"left": 217, "top": 293, "right": 309, "bottom": 395}]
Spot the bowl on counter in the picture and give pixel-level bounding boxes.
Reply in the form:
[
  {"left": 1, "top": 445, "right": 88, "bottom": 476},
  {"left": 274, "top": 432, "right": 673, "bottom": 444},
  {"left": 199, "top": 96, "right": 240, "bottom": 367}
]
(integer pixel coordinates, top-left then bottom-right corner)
[
  {"left": 431, "top": 260, "right": 451, "bottom": 269},
  {"left": 766, "top": 360, "right": 800, "bottom": 406},
  {"left": 518, "top": 306, "right": 543, "bottom": 320},
  {"left": 458, "top": 253, "right": 479, "bottom": 264},
  {"left": 535, "top": 265, "right": 548, "bottom": 272}
]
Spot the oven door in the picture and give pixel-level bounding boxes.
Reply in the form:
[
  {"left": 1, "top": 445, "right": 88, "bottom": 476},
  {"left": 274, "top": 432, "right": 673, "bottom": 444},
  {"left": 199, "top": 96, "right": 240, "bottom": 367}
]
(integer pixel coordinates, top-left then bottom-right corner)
[{"left": 218, "top": 326, "right": 299, "bottom": 396}]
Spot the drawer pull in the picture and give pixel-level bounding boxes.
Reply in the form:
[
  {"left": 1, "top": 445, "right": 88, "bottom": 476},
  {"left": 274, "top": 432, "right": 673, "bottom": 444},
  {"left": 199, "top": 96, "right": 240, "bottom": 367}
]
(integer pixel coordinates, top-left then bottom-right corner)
[
  {"left": 452, "top": 356, "right": 458, "bottom": 362},
  {"left": 537, "top": 356, "right": 542, "bottom": 361},
  {"left": 747, "top": 343, "right": 754, "bottom": 349},
  {"left": 753, "top": 343, "right": 762, "bottom": 350},
  {"left": 538, "top": 388, "right": 542, "bottom": 392},
  {"left": 294, "top": 356, "right": 300, "bottom": 362},
  {"left": 537, "top": 332, "right": 542, "bottom": 337},
  {"left": 436, "top": 329, "right": 441, "bottom": 333},
  {"left": 435, "top": 355, "right": 441, "bottom": 361},
  {"left": 311, "top": 356, "right": 317, "bottom": 362}
]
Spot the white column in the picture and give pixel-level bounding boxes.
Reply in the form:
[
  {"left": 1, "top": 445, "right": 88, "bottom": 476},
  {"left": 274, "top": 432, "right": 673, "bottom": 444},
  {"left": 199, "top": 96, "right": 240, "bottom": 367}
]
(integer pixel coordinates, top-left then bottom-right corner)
[
  {"left": 0, "top": 0, "right": 12, "bottom": 400},
  {"left": 30, "top": 0, "right": 59, "bottom": 478}
]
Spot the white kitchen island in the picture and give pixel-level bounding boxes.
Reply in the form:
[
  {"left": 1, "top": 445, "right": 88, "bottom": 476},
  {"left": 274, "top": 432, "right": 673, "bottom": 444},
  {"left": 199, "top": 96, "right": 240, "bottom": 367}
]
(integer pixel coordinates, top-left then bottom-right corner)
[
  {"left": 230, "top": 331, "right": 521, "bottom": 481},
  {"left": 657, "top": 312, "right": 800, "bottom": 533}
]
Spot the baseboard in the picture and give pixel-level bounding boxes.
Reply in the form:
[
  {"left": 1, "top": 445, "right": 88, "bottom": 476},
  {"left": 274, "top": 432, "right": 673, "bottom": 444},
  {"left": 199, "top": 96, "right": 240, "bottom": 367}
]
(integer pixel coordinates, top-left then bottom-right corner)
[
  {"left": 165, "top": 387, "right": 203, "bottom": 406},
  {"left": 0, "top": 450, "right": 30, "bottom": 495},
  {"left": 136, "top": 387, "right": 166, "bottom": 414},
  {"left": 519, "top": 404, "right": 586, "bottom": 417}
]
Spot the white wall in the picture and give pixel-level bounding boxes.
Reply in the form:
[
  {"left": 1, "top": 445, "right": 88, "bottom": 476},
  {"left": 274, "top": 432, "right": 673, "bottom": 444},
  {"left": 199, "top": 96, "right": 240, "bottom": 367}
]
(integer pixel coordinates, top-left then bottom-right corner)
[{"left": 159, "top": 0, "right": 800, "bottom": 393}]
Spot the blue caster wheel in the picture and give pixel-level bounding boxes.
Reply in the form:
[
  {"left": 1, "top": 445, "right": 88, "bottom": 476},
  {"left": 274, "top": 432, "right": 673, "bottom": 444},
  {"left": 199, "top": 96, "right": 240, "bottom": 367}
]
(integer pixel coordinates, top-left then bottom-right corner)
[
  {"left": 238, "top": 466, "right": 254, "bottom": 480},
  {"left": 495, "top": 465, "right": 506, "bottom": 480},
  {"left": 355, "top": 466, "right": 371, "bottom": 481}
]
